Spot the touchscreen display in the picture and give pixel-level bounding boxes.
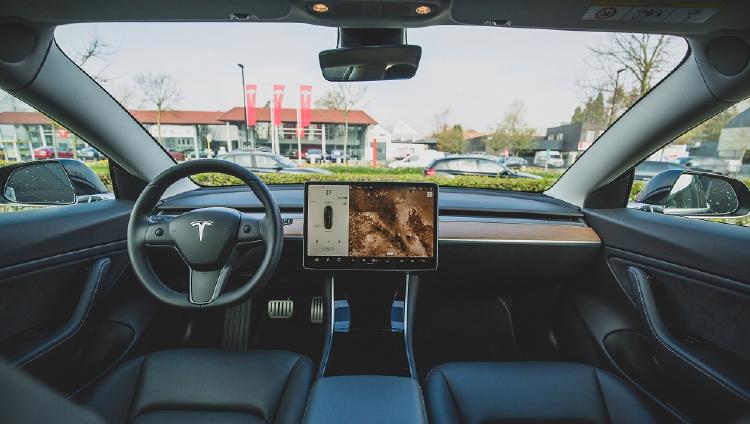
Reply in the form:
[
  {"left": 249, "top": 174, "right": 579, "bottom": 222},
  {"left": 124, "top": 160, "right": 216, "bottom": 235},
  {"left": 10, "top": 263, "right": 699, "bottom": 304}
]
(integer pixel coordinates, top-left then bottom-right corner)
[{"left": 304, "top": 182, "right": 438, "bottom": 270}]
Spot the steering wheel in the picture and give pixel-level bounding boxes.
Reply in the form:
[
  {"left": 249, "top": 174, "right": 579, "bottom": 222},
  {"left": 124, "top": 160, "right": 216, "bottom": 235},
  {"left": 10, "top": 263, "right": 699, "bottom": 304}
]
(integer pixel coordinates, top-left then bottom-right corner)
[{"left": 127, "top": 159, "right": 284, "bottom": 308}]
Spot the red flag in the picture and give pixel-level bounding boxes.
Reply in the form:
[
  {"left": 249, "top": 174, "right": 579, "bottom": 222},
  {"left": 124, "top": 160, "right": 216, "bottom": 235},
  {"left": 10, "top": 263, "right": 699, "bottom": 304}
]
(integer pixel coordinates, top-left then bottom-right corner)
[
  {"left": 299, "top": 85, "right": 312, "bottom": 128},
  {"left": 244, "top": 84, "right": 257, "bottom": 126},
  {"left": 272, "top": 84, "right": 285, "bottom": 126}
]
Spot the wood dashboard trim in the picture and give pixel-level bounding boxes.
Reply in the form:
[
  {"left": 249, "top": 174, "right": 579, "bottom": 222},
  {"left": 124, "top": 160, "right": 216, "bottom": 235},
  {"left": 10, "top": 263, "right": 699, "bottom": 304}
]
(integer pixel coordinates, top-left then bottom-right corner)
[{"left": 284, "top": 219, "right": 600, "bottom": 244}]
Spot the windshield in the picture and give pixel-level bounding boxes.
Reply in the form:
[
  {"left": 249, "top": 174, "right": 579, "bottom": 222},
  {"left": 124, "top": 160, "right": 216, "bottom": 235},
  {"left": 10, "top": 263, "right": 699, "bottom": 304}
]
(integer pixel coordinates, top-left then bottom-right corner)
[{"left": 52, "top": 24, "right": 687, "bottom": 191}]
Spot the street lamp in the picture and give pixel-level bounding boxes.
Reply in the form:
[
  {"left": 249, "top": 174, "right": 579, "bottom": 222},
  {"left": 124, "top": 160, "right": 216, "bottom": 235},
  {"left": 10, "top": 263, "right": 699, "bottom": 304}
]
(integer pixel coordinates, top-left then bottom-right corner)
[
  {"left": 608, "top": 68, "right": 626, "bottom": 125},
  {"left": 237, "top": 64, "right": 251, "bottom": 148}
]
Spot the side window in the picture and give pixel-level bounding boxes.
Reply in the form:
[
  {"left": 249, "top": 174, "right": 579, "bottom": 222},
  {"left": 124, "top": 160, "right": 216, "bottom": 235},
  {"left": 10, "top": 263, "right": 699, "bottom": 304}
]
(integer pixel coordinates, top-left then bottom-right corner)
[
  {"left": 477, "top": 159, "right": 504, "bottom": 173},
  {"left": 433, "top": 160, "right": 449, "bottom": 170},
  {"left": 254, "top": 155, "right": 279, "bottom": 168},
  {"left": 0, "top": 89, "right": 112, "bottom": 213},
  {"left": 634, "top": 99, "right": 750, "bottom": 227},
  {"left": 233, "top": 154, "right": 253, "bottom": 167}
]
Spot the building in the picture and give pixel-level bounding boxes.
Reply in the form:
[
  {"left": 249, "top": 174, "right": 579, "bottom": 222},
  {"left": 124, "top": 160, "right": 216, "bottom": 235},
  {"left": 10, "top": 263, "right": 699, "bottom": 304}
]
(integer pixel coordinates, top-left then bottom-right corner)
[
  {"left": 129, "top": 110, "right": 233, "bottom": 157},
  {"left": 540, "top": 122, "right": 606, "bottom": 165},
  {"left": 0, "top": 107, "right": 378, "bottom": 161},
  {"left": 718, "top": 106, "right": 750, "bottom": 175},
  {"left": 368, "top": 120, "right": 436, "bottom": 162},
  {"left": 216, "top": 107, "right": 376, "bottom": 159},
  {"left": 0, "top": 111, "right": 79, "bottom": 160}
]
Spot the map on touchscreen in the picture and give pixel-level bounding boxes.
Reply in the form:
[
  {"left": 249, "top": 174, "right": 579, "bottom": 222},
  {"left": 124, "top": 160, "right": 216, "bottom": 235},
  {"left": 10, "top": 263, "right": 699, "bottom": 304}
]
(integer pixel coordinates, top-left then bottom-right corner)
[{"left": 306, "top": 184, "right": 436, "bottom": 258}]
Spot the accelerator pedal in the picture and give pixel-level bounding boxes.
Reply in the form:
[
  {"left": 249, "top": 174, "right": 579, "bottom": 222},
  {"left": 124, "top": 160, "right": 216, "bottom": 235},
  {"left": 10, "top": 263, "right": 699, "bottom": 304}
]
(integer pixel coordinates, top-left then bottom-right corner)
[
  {"left": 268, "top": 299, "right": 294, "bottom": 319},
  {"left": 310, "top": 296, "right": 324, "bottom": 324}
]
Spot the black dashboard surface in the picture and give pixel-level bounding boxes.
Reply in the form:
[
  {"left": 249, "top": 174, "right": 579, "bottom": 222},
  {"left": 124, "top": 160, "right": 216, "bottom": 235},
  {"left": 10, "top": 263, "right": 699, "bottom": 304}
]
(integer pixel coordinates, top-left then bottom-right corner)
[{"left": 159, "top": 185, "right": 582, "bottom": 219}]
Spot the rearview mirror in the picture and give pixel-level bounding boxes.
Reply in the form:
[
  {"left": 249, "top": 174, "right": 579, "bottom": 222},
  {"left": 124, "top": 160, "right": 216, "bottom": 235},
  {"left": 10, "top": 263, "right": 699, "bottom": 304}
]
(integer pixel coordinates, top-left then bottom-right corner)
[
  {"left": 0, "top": 161, "right": 76, "bottom": 205},
  {"left": 319, "top": 45, "right": 421, "bottom": 82},
  {"left": 633, "top": 169, "right": 750, "bottom": 218}
]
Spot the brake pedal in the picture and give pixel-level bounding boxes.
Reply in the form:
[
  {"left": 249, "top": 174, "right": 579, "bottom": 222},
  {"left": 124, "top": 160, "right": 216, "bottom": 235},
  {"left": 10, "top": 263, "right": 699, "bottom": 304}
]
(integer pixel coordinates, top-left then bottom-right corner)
[
  {"left": 310, "top": 296, "right": 324, "bottom": 324},
  {"left": 267, "top": 300, "right": 294, "bottom": 319}
]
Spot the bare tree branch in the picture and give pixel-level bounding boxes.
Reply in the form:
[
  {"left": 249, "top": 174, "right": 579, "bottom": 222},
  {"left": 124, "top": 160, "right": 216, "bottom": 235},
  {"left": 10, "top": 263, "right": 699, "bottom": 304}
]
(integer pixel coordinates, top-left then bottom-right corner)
[
  {"left": 315, "top": 84, "right": 368, "bottom": 162},
  {"left": 134, "top": 73, "right": 181, "bottom": 143}
]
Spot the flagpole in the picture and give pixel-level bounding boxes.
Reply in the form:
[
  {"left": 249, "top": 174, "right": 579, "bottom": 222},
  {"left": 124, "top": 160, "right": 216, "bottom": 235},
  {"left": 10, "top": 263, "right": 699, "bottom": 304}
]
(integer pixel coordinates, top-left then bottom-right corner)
[
  {"left": 271, "top": 100, "right": 276, "bottom": 153},
  {"left": 296, "top": 102, "right": 303, "bottom": 164}
]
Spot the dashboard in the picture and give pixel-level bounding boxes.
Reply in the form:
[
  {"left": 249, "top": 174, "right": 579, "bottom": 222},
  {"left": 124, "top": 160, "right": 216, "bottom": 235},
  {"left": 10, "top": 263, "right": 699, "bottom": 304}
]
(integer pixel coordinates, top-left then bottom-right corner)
[{"left": 157, "top": 184, "right": 601, "bottom": 286}]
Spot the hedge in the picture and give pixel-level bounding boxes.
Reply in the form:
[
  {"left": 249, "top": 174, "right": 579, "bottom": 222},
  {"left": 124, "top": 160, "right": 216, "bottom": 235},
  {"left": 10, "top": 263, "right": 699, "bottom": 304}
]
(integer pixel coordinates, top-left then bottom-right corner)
[
  {"left": 191, "top": 172, "right": 557, "bottom": 192},
  {"left": 1, "top": 160, "right": 749, "bottom": 227}
]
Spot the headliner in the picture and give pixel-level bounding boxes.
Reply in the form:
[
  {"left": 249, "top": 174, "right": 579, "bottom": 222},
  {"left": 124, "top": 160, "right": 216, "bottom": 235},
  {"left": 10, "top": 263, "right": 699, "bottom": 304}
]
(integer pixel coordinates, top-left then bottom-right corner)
[{"left": 1, "top": 0, "right": 748, "bottom": 35}]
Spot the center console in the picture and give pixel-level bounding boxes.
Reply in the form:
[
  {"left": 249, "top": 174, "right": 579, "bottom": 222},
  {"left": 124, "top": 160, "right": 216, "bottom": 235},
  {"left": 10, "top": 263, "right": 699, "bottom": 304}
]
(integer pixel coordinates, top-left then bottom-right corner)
[
  {"left": 303, "top": 375, "right": 427, "bottom": 424},
  {"left": 301, "top": 182, "right": 434, "bottom": 423}
]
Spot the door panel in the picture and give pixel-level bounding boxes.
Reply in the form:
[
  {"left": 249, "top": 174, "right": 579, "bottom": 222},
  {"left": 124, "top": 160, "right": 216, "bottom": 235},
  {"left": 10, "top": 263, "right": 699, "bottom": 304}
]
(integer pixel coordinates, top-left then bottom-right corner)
[
  {"left": 583, "top": 208, "right": 750, "bottom": 422},
  {"left": 0, "top": 200, "right": 158, "bottom": 394}
]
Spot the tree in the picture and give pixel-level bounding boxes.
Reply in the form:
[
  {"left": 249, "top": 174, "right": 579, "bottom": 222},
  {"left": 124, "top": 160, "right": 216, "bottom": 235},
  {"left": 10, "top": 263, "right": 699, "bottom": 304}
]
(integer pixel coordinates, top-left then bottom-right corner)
[
  {"left": 673, "top": 106, "right": 738, "bottom": 145},
  {"left": 316, "top": 84, "right": 367, "bottom": 163},
  {"left": 590, "top": 34, "right": 673, "bottom": 97},
  {"left": 431, "top": 108, "right": 450, "bottom": 136},
  {"left": 134, "top": 73, "right": 181, "bottom": 143},
  {"left": 581, "top": 34, "right": 677, "bottom": 123},
  {"left": 436, "top": 124, "right": 464, "bottom": 153},
  {"left": 487, "top": 100, "right": 536, "bottom": 156},
  {"left": 112, "top": 83, "right": 137, "bottom": 108},
  {"left": 0, "top": 91, "right": 32, "bottom": 112},
  {"left": 571, "top": 92, "right": 607, "bottom": 126},
  {"left": 71, "top": 33, "right": 117, "bottom": 82}
]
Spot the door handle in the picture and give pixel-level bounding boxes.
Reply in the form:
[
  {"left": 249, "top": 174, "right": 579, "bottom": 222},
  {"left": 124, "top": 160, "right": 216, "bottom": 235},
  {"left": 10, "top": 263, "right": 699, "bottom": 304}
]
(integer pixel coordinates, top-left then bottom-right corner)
[
  {"left": 14, "top": 257, "right": 111, "bottom": 367},
  {"left": 627, "top": 266, "right": 750, "bottom": 409}
]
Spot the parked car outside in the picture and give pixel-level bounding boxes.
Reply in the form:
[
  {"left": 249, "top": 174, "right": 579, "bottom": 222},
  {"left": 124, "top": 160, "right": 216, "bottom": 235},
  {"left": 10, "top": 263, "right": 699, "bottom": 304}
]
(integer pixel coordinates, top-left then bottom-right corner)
[
  {"left": 533, "top": 150, "right": 564, "bottom": 167},
  {"left": 304, "top": 148, "right": 329, "bottom": 163},
  {"left": 33, "top": 147, "right": 73, "bottom": 160},
  {"left": 498, "top": 156, "right": 528, "bottom": 169},
  {"left": 167, "top": 149, "right": 185, "bottom": 161},
  {"left": 218, "top": 151, "right": 332, "bottom": 175},
  {"left": 424, "top": 155, "right": 541, "bottom": 179},
  {"left": 388, "top": 150, "right": 445, "bottom": 169},
  {"left": 634, "top": 160, "right": 687, "bottom": 181},
  {"left": 76, "top": 146, "right": 102, "bottom": 160},
  {"left": 329, "top": 149, "right": 346, "bottom": 161},
  {"left": 182, "top": 149, "right": 212, "bottom": 159},
  {"left": 285, "top": 148, "right": 299, "bottom": 159},
  {"left": 674, "top": 156, "right": 731, "bottom": 175}
]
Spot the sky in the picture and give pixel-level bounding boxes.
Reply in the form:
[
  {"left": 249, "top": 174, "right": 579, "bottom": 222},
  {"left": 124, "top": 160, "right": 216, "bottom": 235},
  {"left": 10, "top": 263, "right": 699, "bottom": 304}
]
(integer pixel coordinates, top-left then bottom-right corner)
[{"left": 54, "top": 23, "right": 686, "bottom": 136}]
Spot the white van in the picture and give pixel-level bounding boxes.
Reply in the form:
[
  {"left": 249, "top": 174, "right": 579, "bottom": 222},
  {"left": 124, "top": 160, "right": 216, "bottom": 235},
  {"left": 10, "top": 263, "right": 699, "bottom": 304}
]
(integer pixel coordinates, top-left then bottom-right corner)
[
  {"left": 533, "top": 150, "right": 564, "bottom": 168},
  {"left": 388, "top": 150, "right": 445, "bottom": 169}
]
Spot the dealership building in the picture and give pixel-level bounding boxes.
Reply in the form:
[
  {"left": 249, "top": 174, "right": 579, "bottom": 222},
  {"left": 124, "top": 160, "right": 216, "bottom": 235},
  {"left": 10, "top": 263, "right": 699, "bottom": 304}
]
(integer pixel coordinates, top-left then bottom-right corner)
[
  {"left": 0, "top": 107, "right": 378, "bottom": 160},
  {"left": 216, "top": 107, "right": 377, "bottom": 159}
]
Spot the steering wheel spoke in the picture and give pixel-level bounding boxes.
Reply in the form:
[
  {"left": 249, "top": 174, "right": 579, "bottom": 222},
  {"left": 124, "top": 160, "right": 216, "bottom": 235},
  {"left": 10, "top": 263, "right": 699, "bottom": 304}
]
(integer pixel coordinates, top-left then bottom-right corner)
[
  {"left": 237, "top": 213, "right": 267, "bottom": 246},
  {"left": 144, "top": 216, "right": 175, "bottom": 246},
  {"left": 188, "top": 249, "right": 239, "bottom": 305}
]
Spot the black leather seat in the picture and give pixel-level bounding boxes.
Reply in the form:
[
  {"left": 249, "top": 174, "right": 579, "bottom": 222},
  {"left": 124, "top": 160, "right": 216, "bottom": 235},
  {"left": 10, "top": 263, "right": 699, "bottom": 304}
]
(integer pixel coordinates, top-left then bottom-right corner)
[
  {"left": 425, "top": 362, "right": 674, "bottom": 424},
  {"left": 84, "top": 349, "right": 314, "bottom": 424}
]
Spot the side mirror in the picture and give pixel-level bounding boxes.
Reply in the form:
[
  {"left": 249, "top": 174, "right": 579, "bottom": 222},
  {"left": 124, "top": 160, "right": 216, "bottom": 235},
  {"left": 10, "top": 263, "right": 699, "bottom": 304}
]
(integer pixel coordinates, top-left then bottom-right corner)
[
  {"left": 634, "top": 169, "right": 750, "bottom": 218},
  {"left": 0, "top": 161, "right": 76, "bottom": 205}
]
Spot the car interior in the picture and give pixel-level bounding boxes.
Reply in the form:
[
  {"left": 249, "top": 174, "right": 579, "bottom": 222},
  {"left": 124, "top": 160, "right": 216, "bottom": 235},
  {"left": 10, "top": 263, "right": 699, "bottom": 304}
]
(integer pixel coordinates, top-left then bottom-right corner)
[{"left": 1, "top": 1, "right": 750, "bottom": 423}]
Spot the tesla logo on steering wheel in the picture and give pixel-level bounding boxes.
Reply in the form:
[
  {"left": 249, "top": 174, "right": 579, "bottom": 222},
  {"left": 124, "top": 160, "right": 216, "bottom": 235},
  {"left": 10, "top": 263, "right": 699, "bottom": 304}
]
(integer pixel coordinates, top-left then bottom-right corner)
[{"left": 190, "top": 221, "right": 213, "bottom": 242}]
